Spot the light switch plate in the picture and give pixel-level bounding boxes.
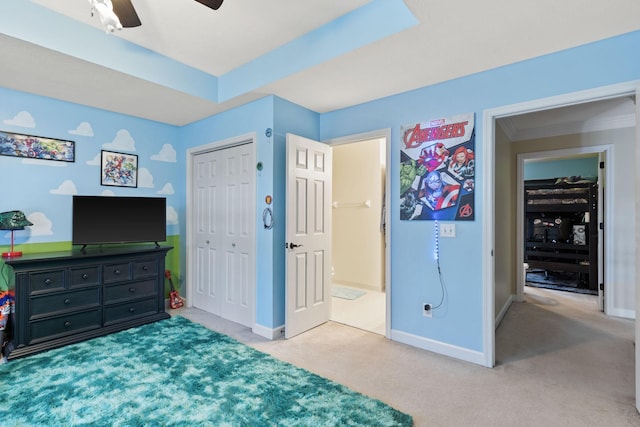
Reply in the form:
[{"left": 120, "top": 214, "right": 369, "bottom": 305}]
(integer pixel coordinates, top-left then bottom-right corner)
[{"left": 441, "top": 223, "right": 456, "bottom": 238}]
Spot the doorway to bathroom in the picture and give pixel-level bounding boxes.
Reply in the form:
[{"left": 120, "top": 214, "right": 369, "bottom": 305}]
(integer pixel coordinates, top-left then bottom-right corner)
[{"left": 330, "top": 135, "right": 387, "bottom": 335}]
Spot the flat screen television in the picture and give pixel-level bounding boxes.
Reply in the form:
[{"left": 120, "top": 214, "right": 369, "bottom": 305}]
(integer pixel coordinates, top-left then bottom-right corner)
[{"left": 72, "top": 195, "right": 166, "bottom": 248}]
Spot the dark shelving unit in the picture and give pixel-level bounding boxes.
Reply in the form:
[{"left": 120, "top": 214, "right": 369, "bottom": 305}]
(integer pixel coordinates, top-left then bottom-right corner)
[{"left": 524, "top": 179, "right": 598, "bottom": 293}]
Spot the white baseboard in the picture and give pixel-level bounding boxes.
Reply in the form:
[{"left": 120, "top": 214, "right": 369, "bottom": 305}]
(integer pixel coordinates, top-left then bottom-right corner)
[
  {"left": 495, "top": 294, "right": 515, "bottom": 329},
  {"left": 253, "top": 323, "right": 285, "bottom": 340},
  {"left": 391, "top": 329, "right": 485, "bottom": 366},
  {"left": 607, "top": 307, "right": 636, "bottom": 320}
]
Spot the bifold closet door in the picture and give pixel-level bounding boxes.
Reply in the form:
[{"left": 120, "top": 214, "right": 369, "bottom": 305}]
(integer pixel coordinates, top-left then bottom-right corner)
[{"left": 192, "top": 143, "right": 255, "bottom": 327}]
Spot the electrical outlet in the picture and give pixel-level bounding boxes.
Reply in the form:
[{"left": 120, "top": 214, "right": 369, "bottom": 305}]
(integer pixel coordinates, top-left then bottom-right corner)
[
  {"left": 423, "top": 303, "right": 432, "bottom": 318},
  {"left": 441, "top": 223, "right": 456, "bottom": 237}
]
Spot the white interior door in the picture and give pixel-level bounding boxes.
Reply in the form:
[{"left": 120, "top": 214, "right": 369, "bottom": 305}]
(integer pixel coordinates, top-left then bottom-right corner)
[
  {"left": 285, "top": 133, "right": 332, "bottom": 338},
  {"left": 192, "top": 142, "right": 255, "bottom": 328}
]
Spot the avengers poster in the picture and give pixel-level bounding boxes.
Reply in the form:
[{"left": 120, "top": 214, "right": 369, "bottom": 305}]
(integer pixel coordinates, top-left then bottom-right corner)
[{"left": 400, "top": 113, "right": 475, "bottom": 221}]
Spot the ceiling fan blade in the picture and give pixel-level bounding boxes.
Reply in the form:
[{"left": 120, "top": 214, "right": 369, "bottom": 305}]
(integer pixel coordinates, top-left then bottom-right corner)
[
  {"left": 112, "top": 0, "right": 142, "bottom": 28},
  {"left": 195, "top": 0, "right": 224, "bottom": 11}
]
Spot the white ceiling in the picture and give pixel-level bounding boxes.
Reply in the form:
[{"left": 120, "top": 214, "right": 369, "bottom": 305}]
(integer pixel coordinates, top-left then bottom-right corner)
[
  {"left": 2, "top": 0, "right": 639, "bottom": 129},
  {"left": 498, "top": 96, "right": 637, "bottom": 142}
]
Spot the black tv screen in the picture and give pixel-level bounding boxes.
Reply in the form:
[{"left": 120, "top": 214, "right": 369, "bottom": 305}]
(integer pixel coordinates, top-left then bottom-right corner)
[{"left": 72, "top": 195, "right": 166, "bottom": 246}]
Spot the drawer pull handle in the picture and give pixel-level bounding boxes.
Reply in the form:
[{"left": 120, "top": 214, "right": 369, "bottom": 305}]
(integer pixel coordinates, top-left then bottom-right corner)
[
  {"left": 64, "top": 298, "right": 71, "bottom": 305},
  {"left": 129, "top": 307, "right": 136, "bottom": 313},
  {"left": 82, "top": 274, "right": 89, "bottom": 280},
  {"left": 142, "top": 265, "right": 149, "bottom": 271},
  {"left": 114, "top": 269, "right": 121, "bottom": 275},
  {"left": 129, "top": 288, "right": 135, "bottom": 293},
  {"left": 64, "top": 321, "right": 71, "bottom": 328},
  {"left": 44, "top": 278, "right": 53, "bottom": 286}
]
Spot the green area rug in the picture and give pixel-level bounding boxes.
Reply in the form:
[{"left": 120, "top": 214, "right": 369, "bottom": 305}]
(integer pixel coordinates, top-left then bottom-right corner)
[{"left": 0, "top": 316, "right": 412, "bottom": 426}]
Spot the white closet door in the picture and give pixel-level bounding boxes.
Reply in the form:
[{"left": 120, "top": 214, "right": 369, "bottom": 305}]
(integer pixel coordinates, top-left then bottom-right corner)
[{"left": 192, "top": 143, "right": 255, "bottom": 327}]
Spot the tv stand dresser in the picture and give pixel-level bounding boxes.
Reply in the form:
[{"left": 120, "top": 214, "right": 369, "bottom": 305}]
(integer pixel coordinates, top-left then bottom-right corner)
[{"left": 4, "top": 245, "right": 172, "bottom": 360}]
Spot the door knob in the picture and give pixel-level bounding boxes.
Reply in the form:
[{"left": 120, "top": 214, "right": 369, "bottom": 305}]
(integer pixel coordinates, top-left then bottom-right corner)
[{"left": 286, "top": 242, "right": 303, "bottom": 249}]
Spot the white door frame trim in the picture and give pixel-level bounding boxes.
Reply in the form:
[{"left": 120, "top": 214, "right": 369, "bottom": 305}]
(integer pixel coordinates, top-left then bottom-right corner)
[
  {"left": 482, "top": 80, "right": 640, "bottom": 368},
  {"left": 185, "top": 132, "right": 257, "bottom": 322},
  {"left": 324, "top": 128, "right": 392, "bottom": 338}
]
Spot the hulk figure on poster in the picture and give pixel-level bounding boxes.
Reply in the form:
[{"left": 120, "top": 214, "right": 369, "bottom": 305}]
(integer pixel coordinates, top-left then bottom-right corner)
[{"left": 400, "top": 113, "right": 475, "bottom": 221}]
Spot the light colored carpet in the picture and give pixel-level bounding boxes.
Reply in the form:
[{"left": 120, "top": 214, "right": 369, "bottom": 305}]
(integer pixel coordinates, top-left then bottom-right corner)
[{"left": 177, "top": 286, "right": 638, "bottom": 426}]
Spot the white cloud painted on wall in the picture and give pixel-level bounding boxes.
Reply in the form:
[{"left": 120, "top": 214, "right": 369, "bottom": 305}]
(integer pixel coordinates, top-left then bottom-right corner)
[
  {"left": 26, "top": 212, "right": 53, "bottom": 236},
  {"left": 103, "top": 129, "right": 136, "bottom": 151},
  {"left": 50, "top": 180, "right": 77, "bottom": 195},
  {"left": 158, "top": 183, "right": 174, "bottom": 195},
  {"left": 167, "top": 206, "right": 178, "bottom": 225},
  {"left": 151, "top": 144, "right": 176, "bottom": 162},
  {"left": 3, "top": 111, "right": 35, "bottom": 128},
  {"left": 69, "top": 122, "right": 94, "bottom": 136},
  {"left": 137, "top": 168, "right": 154, "bottom": 188},
  {"left": 87, "top": 153, "right": 100, "bottom": 166}
]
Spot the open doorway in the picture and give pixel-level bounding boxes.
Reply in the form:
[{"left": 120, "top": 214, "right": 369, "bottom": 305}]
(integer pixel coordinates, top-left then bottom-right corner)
[
  {"left": 330, "top": 137, "right": 386, "bottom": 335},
  {"left": 324, "top": 129, "right": 391, "bottom": 337},
  {"left": 483, "top": 82, "right": 639, "bottom": 369},
  {"left": 485, "top": 87, "right": 638, "bottom": 414},
  {"left": 520, "top": 152, "right": 602, "bottom": 297}
]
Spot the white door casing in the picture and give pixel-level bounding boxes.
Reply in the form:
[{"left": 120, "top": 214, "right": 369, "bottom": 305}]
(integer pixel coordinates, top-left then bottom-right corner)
[
  {"left": 189, "top": 140, "right": 255, "bottom": 328},
  {"left": 483, "top": 81, "right": 639, "bottom": 374},
  {"left": 285, "top": 133, "right": 332, "bottom": 338},
  {"left": 597, "top": 151, "right": 605, "bottom": 311}
]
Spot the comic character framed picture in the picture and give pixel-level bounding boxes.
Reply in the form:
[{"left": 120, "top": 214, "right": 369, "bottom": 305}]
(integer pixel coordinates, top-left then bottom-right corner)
[
  {"left": 100, "top": 150, "right": 138, "bottom": 188},
  {"left": 0, "top": 130, "right": 75, "bottom": 162}
]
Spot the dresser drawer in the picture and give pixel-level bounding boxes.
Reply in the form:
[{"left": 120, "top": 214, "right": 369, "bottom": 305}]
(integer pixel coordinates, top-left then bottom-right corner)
[
  {"left": 103, "top": 297, "right": 158, "bottom": 326},
  {"left": 29, "top": 309, "right": 102, "bottom": 344},
  {"left": 133, "top": 258, "right": 158, "bottom": 278},
  {"left": 30, "top": 288, "right": 101, "bottom": 319},
  {"left": 70, "top": 266, "right": 101, "bottom": 288},
  {"left": 103, "top": 262, "right": 132, "bottom": 283},
  {"left": 104, "top": 279, "right": 157, "bottom": 304},
  {"left": 29, "top": 270, "right": 65, "bottom": 294}
]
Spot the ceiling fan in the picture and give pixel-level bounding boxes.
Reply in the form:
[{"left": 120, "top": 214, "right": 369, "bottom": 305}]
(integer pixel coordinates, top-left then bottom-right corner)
[{"left": 90, "top": 0, "right": 224, "bottom": 32}]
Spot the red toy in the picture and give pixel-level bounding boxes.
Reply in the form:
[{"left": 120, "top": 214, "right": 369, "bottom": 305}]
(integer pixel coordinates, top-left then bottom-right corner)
[{"left": 164, "top": 270, "right": 184, "bottom": 309}]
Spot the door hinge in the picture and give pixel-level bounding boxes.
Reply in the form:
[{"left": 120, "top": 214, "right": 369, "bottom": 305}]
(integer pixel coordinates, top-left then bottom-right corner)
[
  {"left": 599, "top": 222, "right": 604, "bottom": 230},
  {"left": 599, "top": 161, "right": 605, "bottom": 169},
  {"left": 600, "top": 283, "right": 604, "bottom": 291}
]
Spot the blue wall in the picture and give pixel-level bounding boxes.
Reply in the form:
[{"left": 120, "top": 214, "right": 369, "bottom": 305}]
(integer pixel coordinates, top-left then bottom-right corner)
[
  {"left": 179, "top": 96, "right": 320, "bottom": 328},
  {"left": 320, "top": 30, "right": 640, "bottom": 352},
  {"left": 1, "top": 28, "right": 638, "bottom": 357},
  {"left": 0, "top": 88, "right": 181, "bottom": 248}
]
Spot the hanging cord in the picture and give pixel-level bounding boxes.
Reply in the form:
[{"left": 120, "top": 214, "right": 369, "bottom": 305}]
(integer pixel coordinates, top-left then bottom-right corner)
[
  {"left": 432, "top": 255, "right": 447, "bottom": 310},
  {"left": 262, "top": 207, "right": 274, "bottom": 230}
]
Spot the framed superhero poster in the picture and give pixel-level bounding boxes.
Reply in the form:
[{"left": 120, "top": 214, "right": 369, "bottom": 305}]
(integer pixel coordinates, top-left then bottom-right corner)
[{"left": 400, "top": 113, "right": 475, "bottom": 221}]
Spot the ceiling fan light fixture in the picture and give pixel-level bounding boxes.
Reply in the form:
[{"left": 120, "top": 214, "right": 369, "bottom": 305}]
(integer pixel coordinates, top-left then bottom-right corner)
[
  {"left": 89, "top": 0, "right": 124, "bottom": 33},
  {"left": 88, "top": 0, "right": 222, "bottom": 33},
  {"left": 195, "top": 0, "right": 225, "bottom": 11}
]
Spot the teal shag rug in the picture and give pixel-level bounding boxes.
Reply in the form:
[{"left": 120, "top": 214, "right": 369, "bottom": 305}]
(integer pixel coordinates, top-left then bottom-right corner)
[{"left": 0, "top": 316, "right": 412, "bottom": 426}]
